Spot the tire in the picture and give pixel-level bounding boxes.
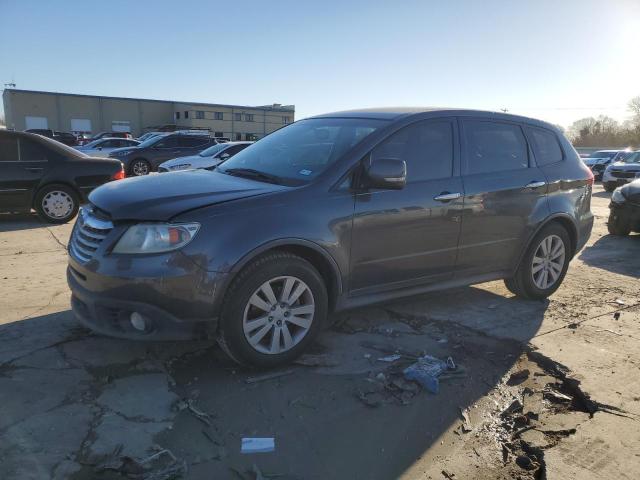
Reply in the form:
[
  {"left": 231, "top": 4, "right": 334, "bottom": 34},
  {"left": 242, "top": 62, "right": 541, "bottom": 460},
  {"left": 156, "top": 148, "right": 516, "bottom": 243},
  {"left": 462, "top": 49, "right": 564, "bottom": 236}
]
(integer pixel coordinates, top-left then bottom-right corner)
[
  {"left": 603, "top": 182, "right": 616, "bottom": 193},
  {"left": 129, "top": 158, "right": 151, "bottom": 176},
  {"left": 34, "top": 184, "right": 79, "bottom": 224},
  {"left": 504, "top": 223, "right": 572, "bottom": 300},
  {"left": 217, "top": 252, "right": 328, "bottom": 368},
  {"left": 607, "top": 211, "right": 631, "bottom": 236}
]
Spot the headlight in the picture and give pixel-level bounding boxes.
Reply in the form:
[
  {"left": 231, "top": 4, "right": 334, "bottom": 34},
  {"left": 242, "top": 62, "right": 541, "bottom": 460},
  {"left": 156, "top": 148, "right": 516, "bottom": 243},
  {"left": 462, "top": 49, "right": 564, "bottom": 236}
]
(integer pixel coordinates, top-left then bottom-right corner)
[
  {"left": 113, "top": 223, "right": 200, "bottom": 254},
  {"left": 611, "top": 188, "right": 626, "bottom": 204},
  {"left": 169, "top": 163, "right": 192, "bottom": 171}
]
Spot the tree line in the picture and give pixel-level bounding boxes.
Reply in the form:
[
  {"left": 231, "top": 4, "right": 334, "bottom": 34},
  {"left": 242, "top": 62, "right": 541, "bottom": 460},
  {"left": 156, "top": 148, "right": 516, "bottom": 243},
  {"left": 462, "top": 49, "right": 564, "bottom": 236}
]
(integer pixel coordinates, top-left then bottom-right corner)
[{"left": 567, "top": 97, "right": 640, "bottom": 148}]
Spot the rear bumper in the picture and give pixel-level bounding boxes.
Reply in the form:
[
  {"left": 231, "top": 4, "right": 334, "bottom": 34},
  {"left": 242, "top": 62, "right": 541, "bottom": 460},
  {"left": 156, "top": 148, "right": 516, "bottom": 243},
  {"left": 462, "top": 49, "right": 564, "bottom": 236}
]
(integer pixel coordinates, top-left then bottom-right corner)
[
  {"left": 67, "top": 255, "right": 226, "bottom": 341},
  {"left": 576, "top": 212, "right": 594, "bottom": 252}
]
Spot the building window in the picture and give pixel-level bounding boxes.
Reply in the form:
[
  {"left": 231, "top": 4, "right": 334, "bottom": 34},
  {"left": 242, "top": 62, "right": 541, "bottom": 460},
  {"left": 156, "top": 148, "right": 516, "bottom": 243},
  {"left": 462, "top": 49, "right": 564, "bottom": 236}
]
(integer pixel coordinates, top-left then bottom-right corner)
[
  {"left": 111, "top": 120, "right": 131, "bottom": 133},
  {"left": 184, "top": 111, "right": 189, "bottom": 119},
  {"left": 175, "top": 112, "right": 180, "bottom": 120},
  {"left": 214, "top": 112, "right": 223, "bottom": 120},
  {"left": 196, "top": 111, "right": 204, "bottom": 119},
  {"left": 245, "top": 114, "right": 254, "bottom": 122},
  {"left": 234, "top": 113, "right": 242, "bottom": 121},
  {"left": 235, "top": 132, "right": 242, "bottom": 141},
  {"left": 246, "top": 133, "right": 258, "bottom": 141},
  {"left": 214, "top": 131, "right": 224, "bottom": 137},
  {"left": 282, "top": 116, "right": 291, "bottom": 124}
]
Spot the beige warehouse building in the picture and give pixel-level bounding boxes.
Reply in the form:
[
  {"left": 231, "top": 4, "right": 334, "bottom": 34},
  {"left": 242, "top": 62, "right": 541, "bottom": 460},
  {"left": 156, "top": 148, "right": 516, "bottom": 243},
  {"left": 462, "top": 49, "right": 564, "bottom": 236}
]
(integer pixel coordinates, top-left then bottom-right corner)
[{"left": 2, "top": 88, "right": 294, "bottom": 140}]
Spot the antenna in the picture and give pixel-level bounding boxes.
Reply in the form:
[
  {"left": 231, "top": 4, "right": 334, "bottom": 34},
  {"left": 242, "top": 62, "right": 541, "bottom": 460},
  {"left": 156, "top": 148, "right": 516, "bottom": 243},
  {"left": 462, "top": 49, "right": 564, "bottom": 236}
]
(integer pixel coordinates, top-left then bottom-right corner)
[{"left": 500, "top": 108, "right": 509, "bottom": 113}]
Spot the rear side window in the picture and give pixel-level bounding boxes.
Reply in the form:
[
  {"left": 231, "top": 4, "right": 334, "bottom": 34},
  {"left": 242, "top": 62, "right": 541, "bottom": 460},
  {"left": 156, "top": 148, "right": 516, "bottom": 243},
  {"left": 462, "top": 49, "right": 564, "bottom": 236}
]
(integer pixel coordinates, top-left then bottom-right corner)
[
  {"left": 463, "top": 120, "right": 528, "bottom": 174},
  {"left": 154, "top": 136, "right": 179, "bottom": 148},
  {"left": 19, "top": 139, "right": 50, "bottom": 161},
  {"left": 0, "top": 135, "right": 19, "bottom": 161},
  {"left": 180, "top": 136, "right": 209, "bottom": 148},
  {"left": 371, "top": 120, "right": 454, "bottom": 182},
  {"left": 528, "top": 127, "right": 563, "bottom": 166}
]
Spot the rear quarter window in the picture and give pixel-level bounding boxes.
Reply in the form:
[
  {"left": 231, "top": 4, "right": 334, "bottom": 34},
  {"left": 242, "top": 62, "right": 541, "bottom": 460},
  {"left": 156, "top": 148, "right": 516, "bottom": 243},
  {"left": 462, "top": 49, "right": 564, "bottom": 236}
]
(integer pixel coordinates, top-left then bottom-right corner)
[
  {"left": 527, "top": 127, "right": 563, "bottom": 166},
  {"left": 0, "top": 135, "right": 19, "bottom": 161}
]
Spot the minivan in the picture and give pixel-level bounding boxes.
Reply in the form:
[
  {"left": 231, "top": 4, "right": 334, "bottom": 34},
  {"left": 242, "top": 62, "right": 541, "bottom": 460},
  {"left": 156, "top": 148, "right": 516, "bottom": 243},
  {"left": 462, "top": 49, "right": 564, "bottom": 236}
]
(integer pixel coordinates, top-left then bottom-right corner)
[{"left": 67, "top": 108, "right": 594, "bottom": 367}]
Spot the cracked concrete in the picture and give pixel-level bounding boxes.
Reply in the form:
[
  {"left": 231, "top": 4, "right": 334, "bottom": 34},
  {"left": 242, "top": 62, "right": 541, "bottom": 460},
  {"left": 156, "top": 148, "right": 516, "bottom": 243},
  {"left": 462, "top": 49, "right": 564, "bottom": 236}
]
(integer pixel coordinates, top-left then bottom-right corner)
[{"left": 0, "top": 185, "right": 639, "bottom": 479}]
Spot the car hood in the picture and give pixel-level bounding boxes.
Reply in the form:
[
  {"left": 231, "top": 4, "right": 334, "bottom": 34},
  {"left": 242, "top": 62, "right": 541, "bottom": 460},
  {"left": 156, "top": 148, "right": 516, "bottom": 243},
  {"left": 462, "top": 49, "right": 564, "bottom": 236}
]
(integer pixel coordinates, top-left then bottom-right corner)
[
  {"left": 620, "top": 179, "right": 640, "bottom": 203},
  {"left": 88, "top": 169, "right": 288, "bottom": 221},
  {"left": 608, "top": 161, "right": 640, "bottom": 171}
]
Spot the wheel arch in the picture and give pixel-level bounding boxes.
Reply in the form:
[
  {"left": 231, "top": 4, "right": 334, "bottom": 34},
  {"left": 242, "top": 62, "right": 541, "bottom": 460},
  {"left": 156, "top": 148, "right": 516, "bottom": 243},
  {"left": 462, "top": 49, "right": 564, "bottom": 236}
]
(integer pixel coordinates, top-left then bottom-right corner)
[{"left": 515, "top": 214, "right": 578, "bottom": 272}]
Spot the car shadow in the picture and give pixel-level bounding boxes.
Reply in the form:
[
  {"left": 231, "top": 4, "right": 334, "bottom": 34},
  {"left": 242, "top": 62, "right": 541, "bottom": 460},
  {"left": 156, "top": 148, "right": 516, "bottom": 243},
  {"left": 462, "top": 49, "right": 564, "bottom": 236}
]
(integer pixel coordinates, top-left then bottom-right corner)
[
  {"left": 0, "top": 212, "right": 49, "bottom": 232},
  {"left": 592, "top": 190, "right": 612, "bottom": 199},
  {"left": 0, "top": 284, "right": 547, "bottom": 480},
  {"left": 579, "top": 233, "right": 640, "bottom": 278}
]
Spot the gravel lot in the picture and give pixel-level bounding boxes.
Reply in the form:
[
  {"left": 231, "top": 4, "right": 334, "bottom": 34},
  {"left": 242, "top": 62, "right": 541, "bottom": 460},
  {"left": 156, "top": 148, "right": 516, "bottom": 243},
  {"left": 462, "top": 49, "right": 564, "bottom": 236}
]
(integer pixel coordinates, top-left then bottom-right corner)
[{"left": 1, "top": 184, "right": 638, "bottom": 480}]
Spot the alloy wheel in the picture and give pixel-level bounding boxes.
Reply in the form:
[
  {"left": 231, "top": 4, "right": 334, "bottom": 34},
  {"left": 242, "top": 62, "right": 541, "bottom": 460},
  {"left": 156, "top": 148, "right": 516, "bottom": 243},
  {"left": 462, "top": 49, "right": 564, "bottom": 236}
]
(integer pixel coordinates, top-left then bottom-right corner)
[
  {"left": 132, "top": 161, "right": 149, "bottom": 176},
  {"left": 531, "top": 234, "right": 566, "bottom": 290},
  {"left": 42, "top": 191, "right": 74, "bottom": 219},
  {"left": 242, "top": 276, "right": 315, "bottom": 355}
]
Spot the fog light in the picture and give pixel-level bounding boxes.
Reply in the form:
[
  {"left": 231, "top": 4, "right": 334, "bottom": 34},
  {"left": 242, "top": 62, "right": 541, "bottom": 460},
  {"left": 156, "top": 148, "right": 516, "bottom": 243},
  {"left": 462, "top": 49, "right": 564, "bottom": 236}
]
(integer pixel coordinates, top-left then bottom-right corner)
[{"left": 130, "top": 312, "right": 147, "bottom": 331}]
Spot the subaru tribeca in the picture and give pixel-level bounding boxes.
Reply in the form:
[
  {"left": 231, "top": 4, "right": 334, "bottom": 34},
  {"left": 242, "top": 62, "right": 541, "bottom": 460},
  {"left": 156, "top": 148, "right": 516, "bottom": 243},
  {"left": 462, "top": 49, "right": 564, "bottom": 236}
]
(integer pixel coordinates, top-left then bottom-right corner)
[{"left": 67, "top": 109, "right": 594, "bottom": 367}]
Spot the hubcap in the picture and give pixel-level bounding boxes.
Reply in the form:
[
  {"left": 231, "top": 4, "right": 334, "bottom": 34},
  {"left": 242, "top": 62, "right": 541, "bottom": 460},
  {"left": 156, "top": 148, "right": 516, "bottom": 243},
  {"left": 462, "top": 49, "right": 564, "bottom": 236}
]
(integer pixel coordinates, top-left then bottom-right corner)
[
  {"left": 531, "top": 234, "right": 565, "bottom": 290},
  {"left": 42, "top": 191, "right": 73, "bottom": 219},
  {"left": 132, "top": 161, "right": 149, "bottom": 175},
  {"left": 242, "top": 276, "right": 315, "bottom": 355}
]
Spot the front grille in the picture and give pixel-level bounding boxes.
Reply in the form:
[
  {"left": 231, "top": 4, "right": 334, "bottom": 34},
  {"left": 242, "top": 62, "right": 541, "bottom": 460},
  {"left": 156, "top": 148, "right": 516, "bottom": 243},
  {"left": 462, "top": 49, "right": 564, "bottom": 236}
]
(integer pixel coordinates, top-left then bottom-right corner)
[
  {"left": 69, "top": 206, "right": 113, "bottom": 263},
  {"left": 610, "top": 170, "right": 638, "bottom": 179}
]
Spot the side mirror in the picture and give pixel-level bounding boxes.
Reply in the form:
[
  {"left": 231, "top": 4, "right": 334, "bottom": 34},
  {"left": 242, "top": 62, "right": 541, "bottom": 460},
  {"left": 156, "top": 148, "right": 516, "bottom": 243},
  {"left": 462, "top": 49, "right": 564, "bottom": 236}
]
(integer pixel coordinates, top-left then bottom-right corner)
[{"left": 363, "top": 158, "right": 406, "bottom": 190}]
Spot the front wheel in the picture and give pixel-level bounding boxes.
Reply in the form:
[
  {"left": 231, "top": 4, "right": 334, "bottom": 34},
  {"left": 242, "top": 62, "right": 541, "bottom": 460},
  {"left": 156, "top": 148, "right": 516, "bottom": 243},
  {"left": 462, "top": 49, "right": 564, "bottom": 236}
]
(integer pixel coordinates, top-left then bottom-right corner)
[
  {"left": 607, "top": 211, "right": 631, "bottom": 236},
  {"left": 505, "top": 224, "right": 571, "bottom": 300},
  {"left": 129, "top": 159, "right": 151, "bottom": 176},
  {"left": 217, "top": 252, "right": 328, "bottom": 368},
  {"left": 35, "top": 184, "right": 79, "bottom": 224}
]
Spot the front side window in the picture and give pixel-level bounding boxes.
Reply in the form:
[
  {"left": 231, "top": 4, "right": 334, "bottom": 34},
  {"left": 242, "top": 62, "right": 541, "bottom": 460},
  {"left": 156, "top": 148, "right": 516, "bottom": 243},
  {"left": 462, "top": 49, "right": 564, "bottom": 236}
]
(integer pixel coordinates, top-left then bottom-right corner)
[
  {"left": 0, "top": 135, "right": 20, "bottom": 161},
  {"left": 219, "top": 118, "right": 387, "bottom": 186},
  {"left": 463, "top": 120, "right": 528, "bottom": 174},
  {"left": 371, "top": 120, "right": 453, "bottom": 182},
  {"left": 180, "top": 136, "right": 209, "bottom": 148},
  {"left": 528, "top": 127, "right": 563, "bottom": 166}
]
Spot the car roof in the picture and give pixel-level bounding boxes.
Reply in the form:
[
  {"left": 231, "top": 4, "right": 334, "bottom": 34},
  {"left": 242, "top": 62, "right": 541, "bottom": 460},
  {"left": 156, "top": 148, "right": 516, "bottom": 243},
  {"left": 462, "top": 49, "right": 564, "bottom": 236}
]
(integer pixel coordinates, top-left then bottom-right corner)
[{"left": 309, "top": 107, "right": 560, "bottom": 129}]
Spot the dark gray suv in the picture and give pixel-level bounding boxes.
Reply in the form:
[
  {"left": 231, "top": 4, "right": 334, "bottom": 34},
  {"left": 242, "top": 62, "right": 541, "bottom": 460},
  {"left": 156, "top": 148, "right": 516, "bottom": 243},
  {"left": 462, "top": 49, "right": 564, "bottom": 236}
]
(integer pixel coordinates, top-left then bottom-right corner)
[
  {"left": 108, "top": 133, "right": 217, "bottom": 176},
  {"left": 67, "top": 108, "right": 594, "bottom": 367}
]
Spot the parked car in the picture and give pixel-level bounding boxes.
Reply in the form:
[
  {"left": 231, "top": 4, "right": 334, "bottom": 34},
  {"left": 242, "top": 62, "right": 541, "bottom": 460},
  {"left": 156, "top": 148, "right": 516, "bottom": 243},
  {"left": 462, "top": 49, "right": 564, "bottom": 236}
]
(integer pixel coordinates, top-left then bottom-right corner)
[
  {"left": 602, "top": 151, "right": 640, "bottom": 191},
  {"left": 67, "top": 108, "right": 593, "bottom": 367},
  {"left": 25, "top": 129, "right": 79, "bottom": 146},
  {"left": 76, "top": 138, "right": 140, "bottom": 157},
  {"left": 158, "top": 141, "right": 253, "bottom": 172},
  {"left": 0, "top": 130, "right": 124, "bottom": 223},
  {"left": 582, "top": 150, "right": 631, "bottom": 180},
  {"left": 79, "top": 131, "right": 133, "bottom": 145},
  {"left": 108, "top": 133, "right": 218, "bottom": 175},
  {"left": 608, "top": 179, "right": 640, "bottom": 235},
  {"left": 136, "top": 132, "right": 166, "bottom": 142}
]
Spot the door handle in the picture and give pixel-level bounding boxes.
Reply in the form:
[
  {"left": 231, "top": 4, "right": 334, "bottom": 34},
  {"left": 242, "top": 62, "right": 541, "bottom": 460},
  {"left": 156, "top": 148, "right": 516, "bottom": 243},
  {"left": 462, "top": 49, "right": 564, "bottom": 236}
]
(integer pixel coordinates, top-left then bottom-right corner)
[
  {"left": 434, "top": 192, "right": 462, "bottom": 202},
  {"left": 525, "top": 181, "right": 546, "bottom": 189},
  {"left": 23, "top": 167, "right": 44, "bottom": 173}
]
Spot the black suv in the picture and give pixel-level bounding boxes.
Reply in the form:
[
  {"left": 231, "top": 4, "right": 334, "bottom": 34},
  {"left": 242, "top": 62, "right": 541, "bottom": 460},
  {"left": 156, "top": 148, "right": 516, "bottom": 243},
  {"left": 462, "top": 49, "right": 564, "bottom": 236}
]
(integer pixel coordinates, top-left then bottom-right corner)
[
  {"left": 25, "top": 129, "right": 79, "bottom": 146},
  {"left": 0, "top": 130, "right": 124, "bottom": 223},
  {"left": 67, "top": 109, "right": 594, "bottom": 367},
  {"left": 108, "top": 133, "right": 217, "bottom": 175}
]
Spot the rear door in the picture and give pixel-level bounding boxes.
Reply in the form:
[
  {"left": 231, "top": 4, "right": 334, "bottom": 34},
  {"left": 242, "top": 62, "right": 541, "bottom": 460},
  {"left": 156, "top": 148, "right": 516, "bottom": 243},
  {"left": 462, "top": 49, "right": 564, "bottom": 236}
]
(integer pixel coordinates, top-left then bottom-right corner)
[
  {"left": 148, "top": 135, "right": 181, "bottom": 167},
  {"left": 0, "top": 134, "right": 51, "bottom": 211},
  {"left": 457, "top": 118, "right": 548, "bottom": 276},
  {"left": 349, "top": 118, "right": 464, "bottom": 293}
]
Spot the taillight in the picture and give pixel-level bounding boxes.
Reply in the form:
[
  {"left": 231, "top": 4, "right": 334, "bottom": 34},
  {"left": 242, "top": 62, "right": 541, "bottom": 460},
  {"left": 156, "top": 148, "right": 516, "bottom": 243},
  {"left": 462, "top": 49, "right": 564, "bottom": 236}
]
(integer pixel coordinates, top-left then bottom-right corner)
[
  {"left": 586, "top": 166, "right": 594, "bottom": 185},
  {"left": 112, "top": 168, "right": 125, "bottom": 180}
]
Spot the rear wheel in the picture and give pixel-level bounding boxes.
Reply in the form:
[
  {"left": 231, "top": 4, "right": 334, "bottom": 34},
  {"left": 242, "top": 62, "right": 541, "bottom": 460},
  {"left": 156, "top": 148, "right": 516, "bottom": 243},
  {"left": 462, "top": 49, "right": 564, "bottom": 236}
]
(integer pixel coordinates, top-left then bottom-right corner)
[
  {"left": 217, "top": 252, "right": 328, "bottom": 368},
  {"left": 35, "top": 184, "right": 79, "bottom": 224},
  {"left": 129, "top": 159, "right": 151, "bottom": 176},
  {"left": 607, "top": 211, "right": 631, "bottom": 236},
  {"left": 505, "top": 224, "right": 571, "bottom": 300}
]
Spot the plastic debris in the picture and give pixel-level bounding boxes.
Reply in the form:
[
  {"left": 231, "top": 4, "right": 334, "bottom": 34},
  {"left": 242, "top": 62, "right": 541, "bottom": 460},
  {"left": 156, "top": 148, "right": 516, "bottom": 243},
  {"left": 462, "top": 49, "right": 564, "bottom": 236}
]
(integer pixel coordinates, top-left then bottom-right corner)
[
  {"left": 377, "top": 354, "right": 401, "bottom": 362},
  {"left": 403, "top": 355, "right": 456, "bottom": 394},
  {"left": 241, "top": 438, "right": 275, "bottom": 454},
  {"left": 507, "top": 369, "right": 530, "bottom": 385},
  {"left": 245, "top": 370, "right": 294, "bottom": 384},
  {"left": 615, "top": 298, "right": 626, "bottom": 305}
]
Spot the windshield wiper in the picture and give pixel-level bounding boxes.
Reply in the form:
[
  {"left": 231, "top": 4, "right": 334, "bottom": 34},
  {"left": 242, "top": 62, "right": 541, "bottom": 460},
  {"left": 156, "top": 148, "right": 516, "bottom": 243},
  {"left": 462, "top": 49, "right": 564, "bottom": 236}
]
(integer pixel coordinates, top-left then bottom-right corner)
[{"left": 222, "top": 168, "right": 283, "bottom": 185}]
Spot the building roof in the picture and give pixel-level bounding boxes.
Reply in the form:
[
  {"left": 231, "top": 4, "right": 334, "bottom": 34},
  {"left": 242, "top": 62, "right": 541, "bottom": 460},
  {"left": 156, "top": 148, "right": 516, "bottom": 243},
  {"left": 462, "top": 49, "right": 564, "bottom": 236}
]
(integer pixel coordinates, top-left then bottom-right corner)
[{"left": 3, "top": 88, "right": 294, "bottom": 112}]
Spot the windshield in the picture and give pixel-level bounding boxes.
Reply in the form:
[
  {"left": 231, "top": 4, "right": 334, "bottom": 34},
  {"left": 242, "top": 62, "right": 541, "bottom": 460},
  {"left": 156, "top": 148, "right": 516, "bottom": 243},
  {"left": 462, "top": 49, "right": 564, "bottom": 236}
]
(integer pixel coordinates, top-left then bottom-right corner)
[
  {"left": 619, "top": 151, "right": 640, "bottom": 164},
  {"left": 199, "top": 143, "right": 228, "bottom": 157},
  {"left": 218, "top": 118, "right": 387, "bottom": 185},
  {"left": 137, "top": 135, "right": 166, "bottom": 148}
]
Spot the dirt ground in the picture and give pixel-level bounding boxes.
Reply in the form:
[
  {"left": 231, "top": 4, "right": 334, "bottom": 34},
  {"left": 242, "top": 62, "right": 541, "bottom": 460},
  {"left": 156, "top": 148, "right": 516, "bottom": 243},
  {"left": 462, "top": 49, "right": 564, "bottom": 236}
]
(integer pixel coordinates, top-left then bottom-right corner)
[{"left": 0, "top": 184, "right": 638, "bottom": 480}]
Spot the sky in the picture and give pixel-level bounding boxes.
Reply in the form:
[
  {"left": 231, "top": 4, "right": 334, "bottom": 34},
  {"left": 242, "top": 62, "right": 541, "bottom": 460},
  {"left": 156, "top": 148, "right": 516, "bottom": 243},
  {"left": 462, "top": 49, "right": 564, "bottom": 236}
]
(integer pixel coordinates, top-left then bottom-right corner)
[{"left": 0, "top": 0, "right": 639, "bottom": 128}]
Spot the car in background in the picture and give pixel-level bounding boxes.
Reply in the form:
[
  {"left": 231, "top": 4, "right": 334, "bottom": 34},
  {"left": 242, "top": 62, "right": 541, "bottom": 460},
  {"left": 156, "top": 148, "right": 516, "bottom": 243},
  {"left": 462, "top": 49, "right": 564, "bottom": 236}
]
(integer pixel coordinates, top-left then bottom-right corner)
[
  {"left": 582, "top": 150, "right": 630, "bottom": 180},
  {"left": 0, "top": 130, "right": 124, "bottom": 223},
  {"left": 67, "top": 108, "right": 593, "bottom": 367},
  {"left": 158, "top": 141, "right": 253, "bottom": 172},
  {"left": 136, "top": 131, "right": 166, "bottom": 142},
  {"left": 108, "top": 132, "right": 218, "bottom": 175},
  {"left": 79, "top": 131, "right": 133, "bottom": 145},
  {"left": 75, "top": 138, "right": 140, "bottom": 157},
  {"left": 602, "top": 151, "right": 640, "bottom": 191},
  {"left": 608, "top": 179, "right": 640, "bottom": 236},
  {"left": 25, "top": 129, "right": 79, "bottom": 146}
]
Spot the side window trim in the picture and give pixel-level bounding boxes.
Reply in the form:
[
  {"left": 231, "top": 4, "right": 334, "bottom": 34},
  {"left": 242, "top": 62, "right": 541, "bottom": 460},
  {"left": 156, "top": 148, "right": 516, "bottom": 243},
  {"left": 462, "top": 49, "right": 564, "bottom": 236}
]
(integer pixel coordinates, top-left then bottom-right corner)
[{"left": 459, "top": 118, "right": 531, "bottom": 175}]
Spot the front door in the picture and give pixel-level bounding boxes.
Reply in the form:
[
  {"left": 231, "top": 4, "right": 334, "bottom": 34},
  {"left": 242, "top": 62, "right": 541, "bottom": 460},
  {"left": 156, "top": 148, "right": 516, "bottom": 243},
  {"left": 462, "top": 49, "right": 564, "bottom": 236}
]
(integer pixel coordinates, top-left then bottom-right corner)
[
  {"left": 349, "top": 119, "right": 464, "bottom": 294},
  {"left": 457, "top": 118, "right": 549, "bottom": 276}
]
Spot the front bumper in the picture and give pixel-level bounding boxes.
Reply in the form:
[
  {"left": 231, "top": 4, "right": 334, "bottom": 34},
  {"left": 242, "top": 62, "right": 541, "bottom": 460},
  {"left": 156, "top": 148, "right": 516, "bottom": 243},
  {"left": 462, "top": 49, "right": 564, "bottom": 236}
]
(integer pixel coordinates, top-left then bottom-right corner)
[
  {"left": 609, "top": 202, "right": 640, "bottom": 233},
  {"left": 67, "top": 254, "right": 227, "bottom": 341}
]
